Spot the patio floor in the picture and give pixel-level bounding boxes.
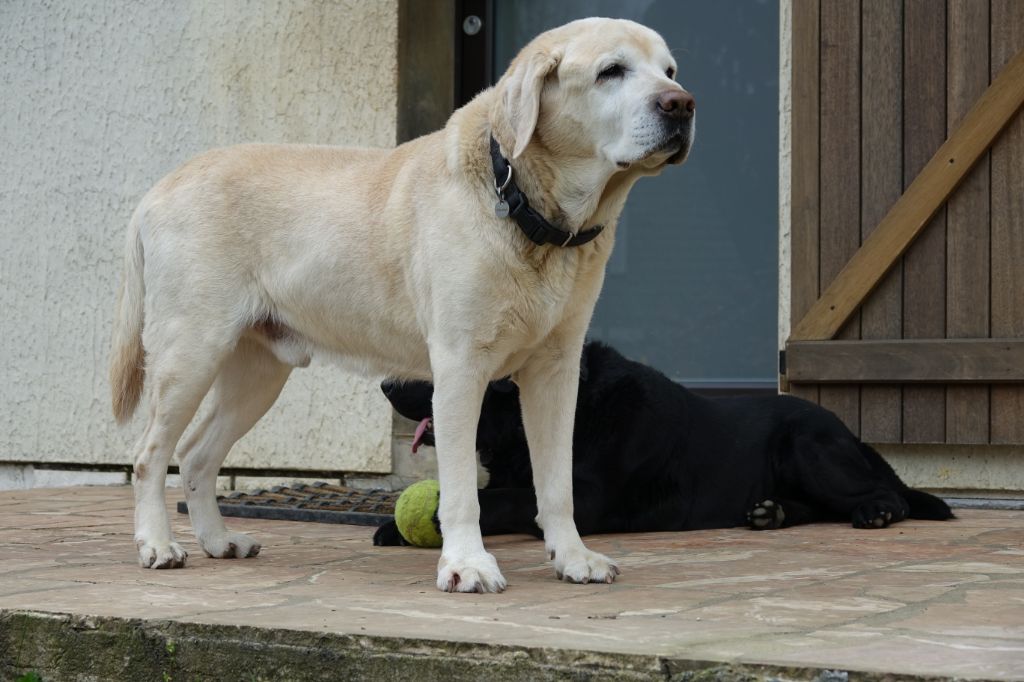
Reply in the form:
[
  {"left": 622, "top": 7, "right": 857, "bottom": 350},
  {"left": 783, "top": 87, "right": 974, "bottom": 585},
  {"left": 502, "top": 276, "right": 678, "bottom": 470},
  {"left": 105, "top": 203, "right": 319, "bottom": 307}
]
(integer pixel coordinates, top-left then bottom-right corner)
[{"left": 0, "top": 486, "right": 1022, "bottom": 681}]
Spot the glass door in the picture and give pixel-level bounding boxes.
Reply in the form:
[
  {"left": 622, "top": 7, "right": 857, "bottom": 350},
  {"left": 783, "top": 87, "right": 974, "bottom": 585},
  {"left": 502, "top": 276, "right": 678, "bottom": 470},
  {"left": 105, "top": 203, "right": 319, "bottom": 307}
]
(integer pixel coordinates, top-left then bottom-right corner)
[{"left": 486, "top": 0, "right": 779, "bottom": 391}]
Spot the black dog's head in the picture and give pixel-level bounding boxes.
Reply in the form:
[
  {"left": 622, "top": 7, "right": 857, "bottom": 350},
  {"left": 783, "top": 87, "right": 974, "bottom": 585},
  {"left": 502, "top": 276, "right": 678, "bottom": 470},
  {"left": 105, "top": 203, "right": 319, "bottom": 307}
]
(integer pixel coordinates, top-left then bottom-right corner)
[
  {"left": 380, "top": 344, "right": 598, "bottom": 452},
  {"left": 380, "top": 377, "right": 526, "bottom": 456},
  {"left": 380, "top": 379, "right": 434, "bottom": 423},
  {"left": 380, "top": 346, "right": 611, "bottom": 490}
]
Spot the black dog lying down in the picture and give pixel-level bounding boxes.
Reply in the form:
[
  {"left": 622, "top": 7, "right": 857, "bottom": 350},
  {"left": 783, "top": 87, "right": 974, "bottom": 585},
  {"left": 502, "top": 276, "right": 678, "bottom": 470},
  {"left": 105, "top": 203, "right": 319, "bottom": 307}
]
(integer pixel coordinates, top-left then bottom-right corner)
[{"left": 374, "top": 342, "right": 952, "bottom": 545}]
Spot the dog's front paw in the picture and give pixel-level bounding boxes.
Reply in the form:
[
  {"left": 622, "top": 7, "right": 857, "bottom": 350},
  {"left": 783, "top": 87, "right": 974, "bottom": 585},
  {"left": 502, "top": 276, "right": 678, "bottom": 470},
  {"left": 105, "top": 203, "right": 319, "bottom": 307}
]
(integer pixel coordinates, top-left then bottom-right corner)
[
  {"left": 748, "top": 499, "right": 786, "bottom": 530},
  {"left": 551, "top": 546, "right": 619, "bottom": 584},
  {"left": 199, "top": 531, "right": 261, "bottom": 558},
  {"left": 437, "top": 551, "right": 507, "bottom": 593},
  {"left": 373, "top": 520, "right": 409, "bottom": 546},
  {"left": 137, "top": 540, "right": 188, "bottom": 569}
]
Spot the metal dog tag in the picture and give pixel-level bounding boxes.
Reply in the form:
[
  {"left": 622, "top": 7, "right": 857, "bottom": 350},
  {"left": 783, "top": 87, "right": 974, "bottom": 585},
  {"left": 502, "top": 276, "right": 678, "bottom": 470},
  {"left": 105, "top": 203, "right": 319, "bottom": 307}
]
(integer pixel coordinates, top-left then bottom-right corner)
[{"left": 495, "top": 199, "right": 510, "bottom": 218}]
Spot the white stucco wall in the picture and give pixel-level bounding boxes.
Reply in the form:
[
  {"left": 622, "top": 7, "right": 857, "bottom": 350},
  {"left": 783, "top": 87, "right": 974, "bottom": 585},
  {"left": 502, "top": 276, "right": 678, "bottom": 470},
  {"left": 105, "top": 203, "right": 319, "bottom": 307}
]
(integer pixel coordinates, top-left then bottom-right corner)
[
  {"left": 0, "top": 1, "right": 398, "bottom": 473},
  {"left": 778, "top": 0, "right": 792, "bottom": 351}
]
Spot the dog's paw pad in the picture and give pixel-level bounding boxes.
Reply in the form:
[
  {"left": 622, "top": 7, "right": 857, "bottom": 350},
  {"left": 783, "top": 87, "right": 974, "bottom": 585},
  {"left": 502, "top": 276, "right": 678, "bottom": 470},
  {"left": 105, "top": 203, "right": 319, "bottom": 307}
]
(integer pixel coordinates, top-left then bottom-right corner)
[
  {"left": 852, "top": 501, "right": 904, "bottom": 529},
  {"left": 138, "top": 541, "right": 188, "bottom": 569},
  {"left": 200, "top": 532, "right": 261, "bottom": 559},
  {"left": 854, "top": 511, "right": 891, "bottom": 529},
  {"left": 437, "top": 552, "right": 507, "bottom": 593},
  {"left": 748, "top": 500, "right": 785, "bottom": 530}
]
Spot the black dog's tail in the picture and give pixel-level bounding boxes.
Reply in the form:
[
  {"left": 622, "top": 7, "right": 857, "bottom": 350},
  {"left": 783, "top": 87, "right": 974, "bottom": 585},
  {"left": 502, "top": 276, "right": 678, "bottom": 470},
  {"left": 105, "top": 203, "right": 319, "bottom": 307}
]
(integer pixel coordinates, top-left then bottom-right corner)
[
  {"left": 902, "top": 487, "right": 955, "bottom": 520},
  {"left": 856, "top": 442, "right": 955, "bottom": 520}
]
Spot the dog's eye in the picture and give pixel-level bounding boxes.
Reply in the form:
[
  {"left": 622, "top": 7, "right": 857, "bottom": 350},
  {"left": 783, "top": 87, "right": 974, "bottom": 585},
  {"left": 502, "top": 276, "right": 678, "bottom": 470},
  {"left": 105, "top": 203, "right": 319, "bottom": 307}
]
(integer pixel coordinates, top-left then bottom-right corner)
[
  {"left": 597, "top": 64, "right": 625, "bottom": 81},
  {"left": 665, "top": 67, "right": 676, "bottom": 79}
]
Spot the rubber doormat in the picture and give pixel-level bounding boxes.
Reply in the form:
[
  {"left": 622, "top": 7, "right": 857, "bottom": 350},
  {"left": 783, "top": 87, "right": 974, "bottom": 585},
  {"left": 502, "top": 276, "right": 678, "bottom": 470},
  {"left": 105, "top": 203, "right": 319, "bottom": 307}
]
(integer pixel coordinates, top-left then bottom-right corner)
[{"left": 176, "top": 482, "right": 399, "bottom": 527}]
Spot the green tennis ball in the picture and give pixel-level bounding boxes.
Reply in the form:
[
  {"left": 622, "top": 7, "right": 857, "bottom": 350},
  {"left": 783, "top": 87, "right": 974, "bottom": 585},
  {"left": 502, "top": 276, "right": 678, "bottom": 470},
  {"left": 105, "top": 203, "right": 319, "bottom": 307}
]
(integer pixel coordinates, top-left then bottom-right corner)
[{"left": 394, "top": 479, "right": 443, "bottom": 548}]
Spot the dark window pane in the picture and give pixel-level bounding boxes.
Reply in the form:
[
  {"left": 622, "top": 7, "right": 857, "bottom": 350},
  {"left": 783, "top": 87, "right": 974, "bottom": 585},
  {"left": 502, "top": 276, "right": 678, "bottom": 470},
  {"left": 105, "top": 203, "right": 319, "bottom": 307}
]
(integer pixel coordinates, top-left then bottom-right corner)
[{"left": 493, "top": 1, "right": 779, "bottom": 385}]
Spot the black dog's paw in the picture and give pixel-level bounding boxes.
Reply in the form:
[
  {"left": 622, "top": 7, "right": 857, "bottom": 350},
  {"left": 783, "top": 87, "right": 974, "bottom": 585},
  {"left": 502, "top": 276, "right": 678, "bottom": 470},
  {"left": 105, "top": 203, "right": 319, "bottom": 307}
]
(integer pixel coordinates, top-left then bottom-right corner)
[
  {"left": 373, "top": 520, "right": 409, "bottom": 546},
  {"left": 748, "top": 499, "right": 786, "bottom": 530},
  {"left": 851, "top": 499, "right": 907, "bottom": 529}
]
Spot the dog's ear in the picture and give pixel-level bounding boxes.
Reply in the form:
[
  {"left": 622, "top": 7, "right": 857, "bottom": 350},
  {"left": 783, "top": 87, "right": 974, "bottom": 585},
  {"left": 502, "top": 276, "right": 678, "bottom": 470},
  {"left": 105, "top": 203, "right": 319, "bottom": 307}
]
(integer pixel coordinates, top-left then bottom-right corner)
[{"left": 503, "top": 50, "right": 560, "bottom": 159}]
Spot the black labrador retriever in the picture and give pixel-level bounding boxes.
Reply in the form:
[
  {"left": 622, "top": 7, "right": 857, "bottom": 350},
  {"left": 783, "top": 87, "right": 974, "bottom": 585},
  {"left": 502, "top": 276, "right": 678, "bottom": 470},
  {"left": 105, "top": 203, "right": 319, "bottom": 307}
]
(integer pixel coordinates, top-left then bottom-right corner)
[{"left": 374, "top": 342, "right": 952, "bottom": 545}]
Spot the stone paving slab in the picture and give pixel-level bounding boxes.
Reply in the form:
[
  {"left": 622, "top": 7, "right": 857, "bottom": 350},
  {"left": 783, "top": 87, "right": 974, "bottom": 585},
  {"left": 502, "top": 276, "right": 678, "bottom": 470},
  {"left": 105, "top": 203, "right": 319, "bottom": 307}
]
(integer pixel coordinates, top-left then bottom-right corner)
[{"left": 0, "top": 486, "right": 1022, "bottom": 680}]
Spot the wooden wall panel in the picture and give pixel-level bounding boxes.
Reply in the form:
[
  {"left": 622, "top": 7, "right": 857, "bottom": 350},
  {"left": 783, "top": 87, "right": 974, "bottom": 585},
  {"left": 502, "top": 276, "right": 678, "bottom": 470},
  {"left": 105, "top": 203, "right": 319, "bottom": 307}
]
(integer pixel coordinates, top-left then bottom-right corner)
[
  {"left": 945, "top": 0, "right": 991, "bottom": 443},
  {"left": 790, "top": 0, "right": 821, "bottom": 405},
  {"left": 818, "top": 0, "right": 861, "bottom": 434},
  {"left": 990, "top": 0, "right": 1024, "bottom": 443},
  {"left": 860, "top": 0, "right": 904, "bottom": 442},
  {"left": 901, "top": 0, "right": 947, "bottom": 443},
  {"left": 787, "top": 0, "right": 1024, "bottom": 445}
]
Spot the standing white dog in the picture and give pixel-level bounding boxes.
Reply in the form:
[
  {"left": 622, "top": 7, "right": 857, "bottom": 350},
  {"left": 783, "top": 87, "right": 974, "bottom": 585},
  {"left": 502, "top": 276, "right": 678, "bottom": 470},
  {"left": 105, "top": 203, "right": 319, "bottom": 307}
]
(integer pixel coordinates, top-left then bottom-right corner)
[{"left": 110, "top": 18, "right": 694, "bottom": 593}]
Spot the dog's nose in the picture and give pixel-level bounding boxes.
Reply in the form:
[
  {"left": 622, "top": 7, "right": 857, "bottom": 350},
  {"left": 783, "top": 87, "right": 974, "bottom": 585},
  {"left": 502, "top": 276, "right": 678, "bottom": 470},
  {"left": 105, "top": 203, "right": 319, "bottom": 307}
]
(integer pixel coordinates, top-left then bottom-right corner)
[{"left": 657, "top": 90, "right": 695, "bottom": 119}]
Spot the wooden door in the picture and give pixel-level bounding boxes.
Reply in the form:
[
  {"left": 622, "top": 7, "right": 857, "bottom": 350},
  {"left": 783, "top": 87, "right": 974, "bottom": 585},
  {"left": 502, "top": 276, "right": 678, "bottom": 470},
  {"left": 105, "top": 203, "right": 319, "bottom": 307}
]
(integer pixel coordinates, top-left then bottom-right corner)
[{"left": 785, "top": 0, "right": 1024, "bottom": 444}]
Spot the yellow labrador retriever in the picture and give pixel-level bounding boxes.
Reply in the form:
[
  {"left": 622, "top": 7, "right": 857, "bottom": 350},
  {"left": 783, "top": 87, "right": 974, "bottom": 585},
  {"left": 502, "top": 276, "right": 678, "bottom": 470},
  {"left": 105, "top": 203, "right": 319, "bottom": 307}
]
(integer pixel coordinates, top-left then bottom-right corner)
[{"left": 110, "top": 17, "right": 694, "bottom": 593}]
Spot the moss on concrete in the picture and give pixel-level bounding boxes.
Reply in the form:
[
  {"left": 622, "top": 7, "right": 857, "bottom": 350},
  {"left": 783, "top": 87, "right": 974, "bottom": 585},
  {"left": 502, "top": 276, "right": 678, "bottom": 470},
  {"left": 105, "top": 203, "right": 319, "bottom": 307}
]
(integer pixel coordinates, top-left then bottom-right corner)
[{"left": 0, "top": 610, "right": 962, "bottom": 681}]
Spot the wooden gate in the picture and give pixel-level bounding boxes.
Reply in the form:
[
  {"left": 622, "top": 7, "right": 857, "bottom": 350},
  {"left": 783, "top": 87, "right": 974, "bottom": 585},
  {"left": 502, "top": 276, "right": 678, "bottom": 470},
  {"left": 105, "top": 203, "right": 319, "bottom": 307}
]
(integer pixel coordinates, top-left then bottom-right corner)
[{"left": 783, "top": 0, "right": 1024, "bottom": 444}]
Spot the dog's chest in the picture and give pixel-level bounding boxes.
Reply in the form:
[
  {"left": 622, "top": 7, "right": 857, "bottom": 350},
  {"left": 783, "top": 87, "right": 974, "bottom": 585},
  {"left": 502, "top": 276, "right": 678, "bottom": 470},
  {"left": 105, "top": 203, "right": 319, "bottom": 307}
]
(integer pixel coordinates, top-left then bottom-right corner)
[{"left": 493, "top": 248, "right": 601, "bottom": 342}]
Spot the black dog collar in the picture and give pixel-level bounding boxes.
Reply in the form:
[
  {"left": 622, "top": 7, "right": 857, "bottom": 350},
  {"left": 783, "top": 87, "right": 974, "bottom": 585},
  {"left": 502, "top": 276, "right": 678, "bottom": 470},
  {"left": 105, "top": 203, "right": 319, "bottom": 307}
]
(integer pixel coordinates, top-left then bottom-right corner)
[{"left": 489, "top": 136, "right": 604, "bottom": 247}]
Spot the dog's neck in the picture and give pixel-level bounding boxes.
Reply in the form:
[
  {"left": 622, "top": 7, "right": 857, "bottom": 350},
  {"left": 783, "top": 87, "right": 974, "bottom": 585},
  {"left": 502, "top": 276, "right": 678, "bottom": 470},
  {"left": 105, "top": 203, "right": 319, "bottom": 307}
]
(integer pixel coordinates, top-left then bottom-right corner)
[
  {"left": 492, "top": 136, "right": 621, "bottom": 234},
  {"left": 449, "top": 94, "right": 646, "bottom": 240},
  {"left": 483, "top": 104, "right": 644, "bottom": 234}
]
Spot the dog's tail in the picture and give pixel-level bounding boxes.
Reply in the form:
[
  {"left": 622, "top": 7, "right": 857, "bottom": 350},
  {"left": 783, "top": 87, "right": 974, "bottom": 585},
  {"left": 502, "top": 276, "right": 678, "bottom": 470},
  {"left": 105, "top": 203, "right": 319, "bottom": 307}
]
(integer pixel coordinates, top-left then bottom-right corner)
[{"left": 110, "top": 206, "right": 146, "bottom": 424}]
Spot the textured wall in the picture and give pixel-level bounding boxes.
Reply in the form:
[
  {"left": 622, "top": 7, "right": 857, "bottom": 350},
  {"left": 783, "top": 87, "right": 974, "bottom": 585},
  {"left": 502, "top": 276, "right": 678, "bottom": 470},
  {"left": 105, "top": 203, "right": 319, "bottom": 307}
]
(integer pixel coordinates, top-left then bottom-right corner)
[
  {"left": 0, "top": 0, "right": 398, "bottom": 472},
  {"left": 777, "top": 0, "right": 792, "bottom": 351}
]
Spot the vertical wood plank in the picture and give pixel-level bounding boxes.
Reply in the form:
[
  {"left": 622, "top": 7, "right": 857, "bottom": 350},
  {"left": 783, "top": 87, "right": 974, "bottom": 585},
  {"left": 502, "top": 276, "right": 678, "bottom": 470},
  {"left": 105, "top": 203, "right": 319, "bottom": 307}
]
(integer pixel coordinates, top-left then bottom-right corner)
[
  {"left": 990, "top": 0, "right": 1024, "bottom": 443},
  {"left": 860, "top": 0, "right": 903, "bottom": 443},
  {"left": 789, "top": 0, "right": 821, "bottom": 404},
  {"left": 945, "top": 0, "right": 991, "bottom": 444},
  {"left": 902, "top": 0, "right": 947, "bottom": 443},
  {"left": 818, "top": 0, "right": 861, "bottom": 434}
]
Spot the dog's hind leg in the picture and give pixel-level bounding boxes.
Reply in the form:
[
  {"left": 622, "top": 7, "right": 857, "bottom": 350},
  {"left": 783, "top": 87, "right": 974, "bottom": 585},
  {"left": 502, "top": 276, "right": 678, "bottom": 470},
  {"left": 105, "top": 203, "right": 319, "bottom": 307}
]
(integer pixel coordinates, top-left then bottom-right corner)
[
  {"left": 176, "top": 337, "right": 291, "bottom": 559},
  {"left": 132, "top": 327, "right": 234, "bottom": 569},
  {"left": 855, "top": 442, "right": 953, "bottom": 521},
  {"left": 780, "top": 434, "right": 909, "bottom": 529},
  {"left": 517, "top": 343, "right": 619, "bottom": 584}
]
